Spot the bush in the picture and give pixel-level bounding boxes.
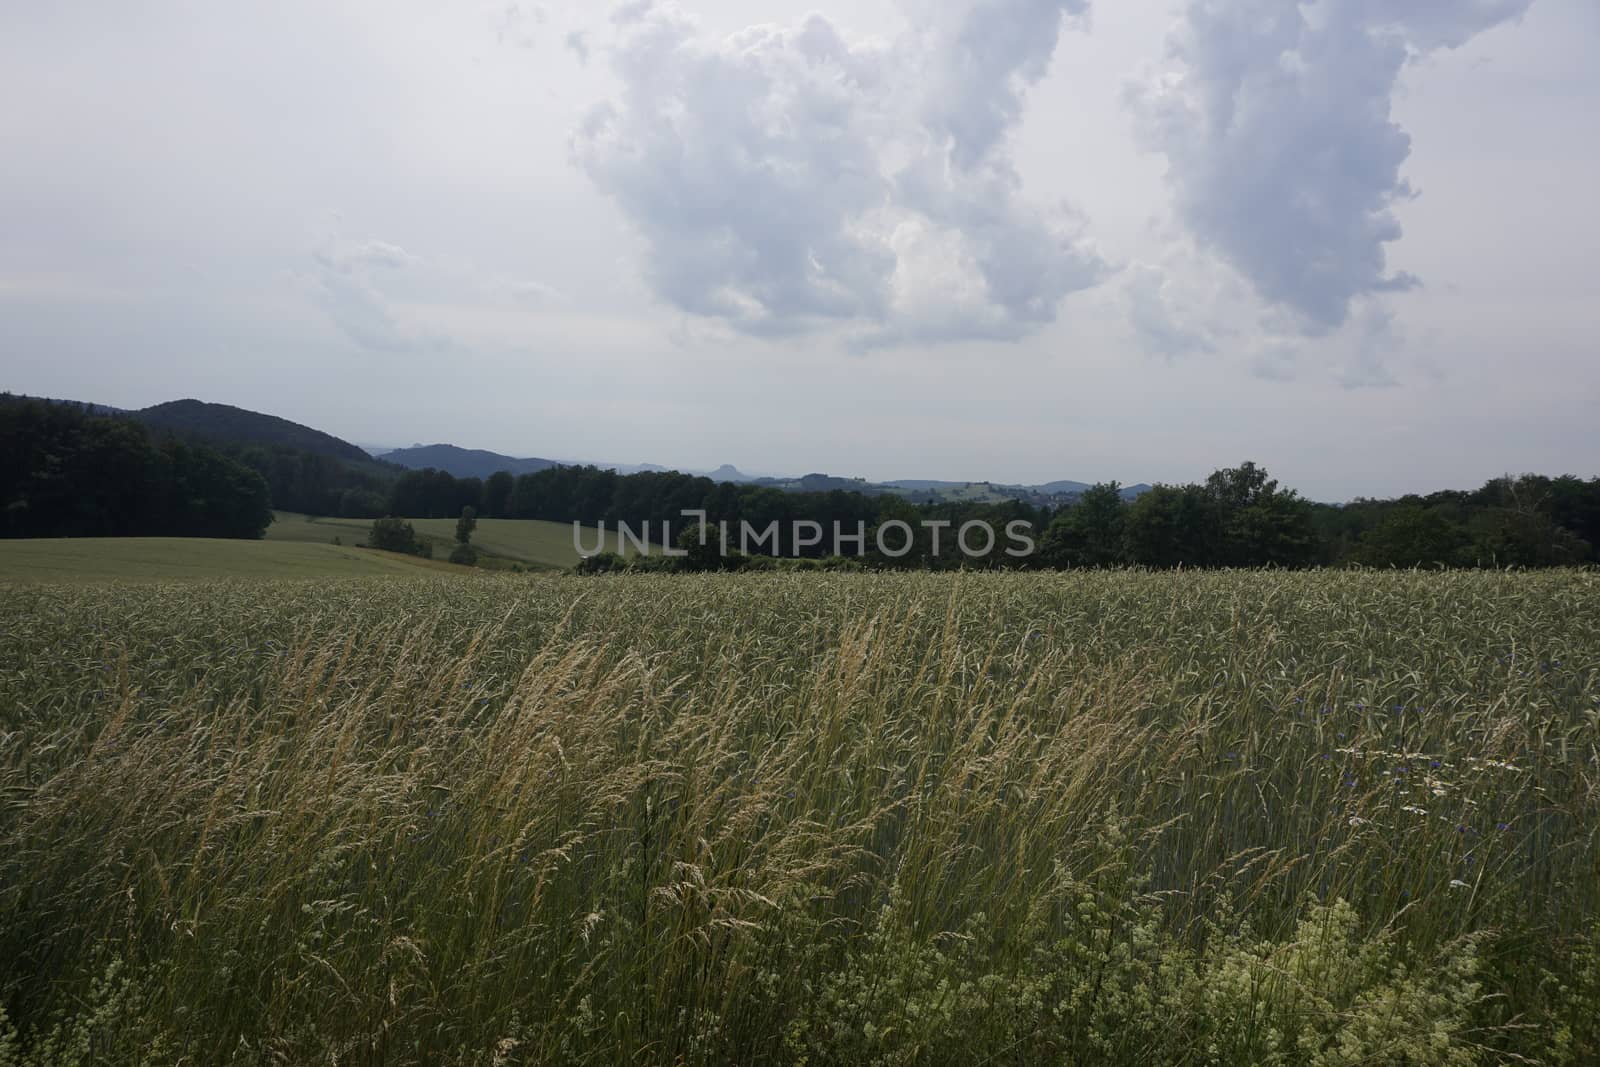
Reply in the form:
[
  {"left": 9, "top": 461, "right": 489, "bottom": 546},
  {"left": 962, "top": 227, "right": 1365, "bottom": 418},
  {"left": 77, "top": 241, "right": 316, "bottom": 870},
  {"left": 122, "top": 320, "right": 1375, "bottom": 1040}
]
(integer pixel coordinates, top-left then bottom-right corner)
[
  {"left": 575, "top": 551, "right": 626, "bottom": 575},
  {"left": 448, "top": 543, "right": 479, "bottom": 567},
  {"left": 367, "top": 516, "right": 431, "bottom": 559}
]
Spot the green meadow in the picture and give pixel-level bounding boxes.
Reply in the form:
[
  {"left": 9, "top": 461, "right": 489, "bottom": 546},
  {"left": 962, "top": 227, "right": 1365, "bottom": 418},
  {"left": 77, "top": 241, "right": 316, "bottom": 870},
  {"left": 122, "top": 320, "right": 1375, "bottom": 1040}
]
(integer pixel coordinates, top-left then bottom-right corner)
[
  {"left": 1, "top": 570, "right": 1597, "bottom": 1063},
  {"left": 265, "top": 512, "right": 635, "bottom": 571},
  {"left": 0, "top": 537, "right": 457, "bottom": 582}
]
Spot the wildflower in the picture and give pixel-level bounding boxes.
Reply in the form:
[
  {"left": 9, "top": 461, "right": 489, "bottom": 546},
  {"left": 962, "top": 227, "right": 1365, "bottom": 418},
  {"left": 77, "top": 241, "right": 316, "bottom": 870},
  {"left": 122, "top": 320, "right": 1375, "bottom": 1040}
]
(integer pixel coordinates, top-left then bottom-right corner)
[
  {"left": 1348, "top": 816, "right": 1369, "bottom": 827},
  {"left": 1449, "top": 879, "right": 1470, "bottom": 889},
  {"left": 1401, "top": 804, "right": 1427, "bottom": 815}
]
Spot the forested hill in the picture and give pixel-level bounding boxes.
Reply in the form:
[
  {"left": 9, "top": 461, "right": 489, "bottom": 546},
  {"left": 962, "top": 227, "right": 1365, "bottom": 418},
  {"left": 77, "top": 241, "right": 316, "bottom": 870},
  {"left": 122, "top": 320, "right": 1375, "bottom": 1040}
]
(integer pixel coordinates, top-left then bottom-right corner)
[
  {"left": 27, "top": 395, "right": 395, "bottom": 519},
  {"left": 380, "top": 444, "right": 558, "bottom": 479},
  {"left": 1, "top": 395, "right": 272, "bottom": 539},
  {"left": 135, "top": 399, "right": 373, "bottom": 464}
]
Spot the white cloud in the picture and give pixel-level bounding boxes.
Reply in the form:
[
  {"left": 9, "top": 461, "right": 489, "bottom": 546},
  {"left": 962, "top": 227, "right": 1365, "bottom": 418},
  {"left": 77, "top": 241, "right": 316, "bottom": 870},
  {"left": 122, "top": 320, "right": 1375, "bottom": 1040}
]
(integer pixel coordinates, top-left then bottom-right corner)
[
  {"left": 565, "top": 29, "right": 590, "bottom": 64},
  {"left": 573, "top": 0, "right": 1107, "bottom": 345},
  {"left": 1130, "top": 0, "right": 1533, "bottom": 334},
  {"left": 308, "top": 237, "right": 449, "bottom": 354},
  {"left": 492, "top": 3, "right": 546, "bottom": 49}
]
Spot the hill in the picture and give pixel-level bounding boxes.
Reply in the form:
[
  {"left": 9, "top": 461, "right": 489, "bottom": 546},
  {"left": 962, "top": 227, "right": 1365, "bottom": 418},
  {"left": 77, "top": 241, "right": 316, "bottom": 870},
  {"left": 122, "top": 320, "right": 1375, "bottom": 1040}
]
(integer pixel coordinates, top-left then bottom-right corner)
[
  {"left": 0, "top": 537, "right": 461, "bottom": 581},
  {"left": 135, "top": 399, "right": 373, "bottom": 464},
  {"left": 31, "top": 397, "right": 129, "bottom": 417},
  {"left": 380, "top": 444, "right": 558, "bottom": 479}
]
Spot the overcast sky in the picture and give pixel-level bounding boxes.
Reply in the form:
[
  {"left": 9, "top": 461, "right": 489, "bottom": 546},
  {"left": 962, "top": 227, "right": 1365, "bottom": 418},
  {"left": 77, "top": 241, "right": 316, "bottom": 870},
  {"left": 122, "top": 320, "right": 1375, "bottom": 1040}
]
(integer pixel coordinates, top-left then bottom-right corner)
[{"left": 2, "top": 0, "right": 1595, "bottom": 500}]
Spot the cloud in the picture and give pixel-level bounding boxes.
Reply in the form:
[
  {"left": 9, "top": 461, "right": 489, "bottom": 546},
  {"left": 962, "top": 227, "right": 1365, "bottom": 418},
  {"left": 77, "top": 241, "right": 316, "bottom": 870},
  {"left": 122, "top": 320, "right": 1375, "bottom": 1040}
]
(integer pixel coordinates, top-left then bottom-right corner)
[
  {"left": 565, "top": 30, "right": 590, "bottom": 65},
  {"left": 1121, "top": 241, "right": 1422, "bottom": 388},
  {"left": 1130, "top": 0, "right": 1532, "bottom": 333},
  {"left": 1125, "top": 260, "right": 1219, "bottom": 359},
  {"left": 572, "top": 0, "right": 1107, "bottom": 345},
  {"left": 314, "top": 238, "right": 420, "bottom": 274},
  {"left": 899, "top": 0, "right": 1089, "bottom": 167},
  {"left": 508, "top": 278, "right": 563, "bottom": 303},
  {"left": 491, "top": 3, "right": 545, "bottom": 49},
  {"left": 308, "top": 237, "right": 448, "bottom": 354},
  {"left": 1336, "top": 304, "right": 1403, "bottom": 389}
]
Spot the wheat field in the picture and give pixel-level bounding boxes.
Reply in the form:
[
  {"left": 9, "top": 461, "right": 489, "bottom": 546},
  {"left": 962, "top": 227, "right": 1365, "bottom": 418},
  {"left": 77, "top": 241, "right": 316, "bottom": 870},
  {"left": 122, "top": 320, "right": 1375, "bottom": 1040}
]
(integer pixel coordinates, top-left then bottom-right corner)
[{"left": 1, "top": 571, "right": 1597, "bottom": 1064}]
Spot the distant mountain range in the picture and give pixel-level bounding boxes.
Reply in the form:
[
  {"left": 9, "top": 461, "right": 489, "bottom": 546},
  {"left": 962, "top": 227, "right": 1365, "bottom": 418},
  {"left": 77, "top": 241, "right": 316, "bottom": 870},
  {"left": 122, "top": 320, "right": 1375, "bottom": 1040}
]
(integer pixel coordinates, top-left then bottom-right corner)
[
  {"left": 27, "top": 394, "right": 1148, "bottom": 505},
  {"left": 883, "top": 479, "right": 1151, "bottom": 502},
  {"left": 375, "top": 446, "right": 1147, "bottom": 504},
  {"left": 374, "top": 445, "right": 762, "bottom": 484},
  {"left": 378, "top": 444, "right": 559, "bottom": 479}
]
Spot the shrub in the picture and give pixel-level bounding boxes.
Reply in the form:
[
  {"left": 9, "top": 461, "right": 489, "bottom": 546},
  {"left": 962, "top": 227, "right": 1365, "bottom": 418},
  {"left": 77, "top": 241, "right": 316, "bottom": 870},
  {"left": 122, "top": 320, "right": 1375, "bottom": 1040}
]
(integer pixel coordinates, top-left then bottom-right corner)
[{"left": 367, "top": 516, "right": 424, "bottom": 556}]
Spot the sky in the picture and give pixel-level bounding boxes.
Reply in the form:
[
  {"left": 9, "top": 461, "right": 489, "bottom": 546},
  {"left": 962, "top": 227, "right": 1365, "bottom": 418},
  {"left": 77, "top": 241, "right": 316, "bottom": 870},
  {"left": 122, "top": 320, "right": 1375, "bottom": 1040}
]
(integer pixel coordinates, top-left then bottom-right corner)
[{"left": 1, "top": 0, "right": 1595, "bottom": 501}]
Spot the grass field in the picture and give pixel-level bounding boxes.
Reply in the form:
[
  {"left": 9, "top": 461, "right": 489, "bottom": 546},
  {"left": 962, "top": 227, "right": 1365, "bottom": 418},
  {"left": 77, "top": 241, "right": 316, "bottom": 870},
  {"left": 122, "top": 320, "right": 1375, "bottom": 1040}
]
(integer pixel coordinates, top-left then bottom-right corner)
[
  {"left": 0, "top": 537, "right": 460, "bottom": 581},
  {"left": 267, "top": 512, "right": 636, "bottom": 571},
  {"left": 1, "top": 570, "right": 1598, "bottom": 1063}
]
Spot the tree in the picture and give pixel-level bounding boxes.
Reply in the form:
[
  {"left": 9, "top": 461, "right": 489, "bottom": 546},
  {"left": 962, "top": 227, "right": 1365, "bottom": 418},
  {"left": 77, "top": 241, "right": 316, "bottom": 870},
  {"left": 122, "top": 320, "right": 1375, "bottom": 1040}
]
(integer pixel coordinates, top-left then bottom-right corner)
[
  {"left": 1468, "top": 509, "right": 1590, "bottom": 567},
  {"left": 0, "top": 395, "right": 271, "bottom": 540},
  {"left": 368, "top": 516, "right": 429, "bottom": 557},
  {"left": 1354, "top": 507, "right": 1470, "bottom": 568},
  {"left": 1124, "top": 485, "right": 1212, "bottom": 567},
  {"left": 482, "top": 471, "right": 514, "bottom": 518},
  {"left": 677, "top": 522, "right": 728, "bottom": 572},
  {"left": 1226, "top": 492, "right": 1317, "bottom": 567},
  {"left": 1203, "top": 462, "right": 1316, "bottom": 567},
  {"left": 1040, "top": 483, "right": 1126, "bottom": 567},
  {"left": 449, "top": 505, "right": 480, "bottom": 566}
]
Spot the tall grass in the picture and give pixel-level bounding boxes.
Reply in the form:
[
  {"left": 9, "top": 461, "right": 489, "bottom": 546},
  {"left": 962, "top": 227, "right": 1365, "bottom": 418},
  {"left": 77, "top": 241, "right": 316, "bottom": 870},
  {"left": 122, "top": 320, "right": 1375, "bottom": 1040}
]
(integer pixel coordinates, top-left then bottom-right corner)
[{"left": 1, "top": 571, "right": 1597, "bottom": 1064}]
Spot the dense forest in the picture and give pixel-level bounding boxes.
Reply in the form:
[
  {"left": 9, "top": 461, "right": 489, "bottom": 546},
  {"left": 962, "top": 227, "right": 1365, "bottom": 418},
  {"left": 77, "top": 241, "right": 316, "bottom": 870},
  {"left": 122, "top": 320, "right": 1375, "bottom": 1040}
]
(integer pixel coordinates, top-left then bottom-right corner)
[
  {"left": 4, "top": 395, "right": 1595, "bottom": 568},
  {"left": 131, "top": 399, "right": 397, "bottom": 517},
  {"left": 1, "top": 396, "right": 272, "bottom": 539}
]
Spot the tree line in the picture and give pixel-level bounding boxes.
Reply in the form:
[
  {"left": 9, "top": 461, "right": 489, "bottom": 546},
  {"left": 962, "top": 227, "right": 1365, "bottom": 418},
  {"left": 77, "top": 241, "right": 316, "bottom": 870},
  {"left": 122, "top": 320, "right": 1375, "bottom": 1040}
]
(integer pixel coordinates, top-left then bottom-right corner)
[
  {"left": 391, "top": 460, "right": 1598, "bottom": 570},
  {"left": 1, "top": 396, "right": 272, "bottom": 539},
  {"left": 5, "top": 394, "right": 1595, "bottom": 568}
]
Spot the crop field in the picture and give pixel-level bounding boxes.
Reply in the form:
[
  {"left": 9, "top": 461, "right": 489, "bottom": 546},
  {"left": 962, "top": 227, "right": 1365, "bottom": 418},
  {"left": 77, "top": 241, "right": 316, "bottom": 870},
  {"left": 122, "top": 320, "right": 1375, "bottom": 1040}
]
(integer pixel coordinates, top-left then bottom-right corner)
[
  {"left": 267, "top": 513, "right": 636, "bottom": 571},
  {"left": 0, "top": 537, "right": 460, "bottom": 582},
  {"left": 1, "top": 570, "right": 1598, "bottom": 1064}
]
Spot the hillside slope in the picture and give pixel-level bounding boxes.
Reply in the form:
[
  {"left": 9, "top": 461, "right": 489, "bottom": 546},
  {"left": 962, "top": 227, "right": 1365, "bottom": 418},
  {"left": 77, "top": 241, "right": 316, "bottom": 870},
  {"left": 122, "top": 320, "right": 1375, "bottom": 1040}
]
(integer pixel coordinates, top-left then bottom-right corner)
[
  {"left": 380, "top": 444, "right": 557, "bottom": 479},
  {"left": 137, "top": 400, "right": 373, "bottom": 464}
]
